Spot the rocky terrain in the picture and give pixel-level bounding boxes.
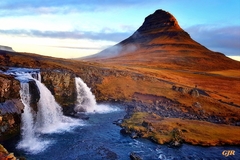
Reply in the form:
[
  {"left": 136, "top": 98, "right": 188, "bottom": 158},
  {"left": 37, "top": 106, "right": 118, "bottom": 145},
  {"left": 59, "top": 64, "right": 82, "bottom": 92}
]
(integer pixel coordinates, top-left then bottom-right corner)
[
  {"left": 83, "top": 9, "right": 240, "bottom": 146},
  {"left": 0, "top": 9, "right": 240, "bottom": 150}
]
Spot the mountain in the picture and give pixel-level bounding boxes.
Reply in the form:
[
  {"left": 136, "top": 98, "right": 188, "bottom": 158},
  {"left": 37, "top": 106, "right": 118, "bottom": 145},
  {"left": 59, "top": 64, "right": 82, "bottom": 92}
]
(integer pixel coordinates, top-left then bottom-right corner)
[{"left": 84, "top": 9, "right": 240, "bottom": 71}]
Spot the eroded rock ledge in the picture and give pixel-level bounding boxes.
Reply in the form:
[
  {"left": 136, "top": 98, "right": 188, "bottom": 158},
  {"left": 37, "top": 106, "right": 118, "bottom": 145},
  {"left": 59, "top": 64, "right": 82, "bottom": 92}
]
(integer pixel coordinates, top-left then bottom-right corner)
[{"left": 0, "top": 73, "right": 23, "bottom": 141}]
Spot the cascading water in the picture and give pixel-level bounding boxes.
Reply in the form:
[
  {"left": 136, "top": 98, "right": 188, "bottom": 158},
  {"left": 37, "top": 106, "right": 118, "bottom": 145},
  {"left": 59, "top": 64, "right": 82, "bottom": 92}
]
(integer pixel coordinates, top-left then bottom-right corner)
[
  {"left": 17, "top": 77, "right": 50, "bottom": 154},
  {"left": 74, "top": 77, "right": 119, "bottom": 113},
  {"left": 34, "top": 79, "right": 63, "bottom": 132},
  {"left": 75, "top": 77, "right": 97, "bottom": 112},
  {"left": 4, "top": 68, "right": 82, "bottom": 153}
]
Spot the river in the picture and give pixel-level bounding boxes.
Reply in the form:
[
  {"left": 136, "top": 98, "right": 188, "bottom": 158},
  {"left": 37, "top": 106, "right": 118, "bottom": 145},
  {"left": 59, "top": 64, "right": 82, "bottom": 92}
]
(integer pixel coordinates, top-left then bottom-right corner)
[{"left": 3, "top": 106, "right": 239, "bottom": 160}]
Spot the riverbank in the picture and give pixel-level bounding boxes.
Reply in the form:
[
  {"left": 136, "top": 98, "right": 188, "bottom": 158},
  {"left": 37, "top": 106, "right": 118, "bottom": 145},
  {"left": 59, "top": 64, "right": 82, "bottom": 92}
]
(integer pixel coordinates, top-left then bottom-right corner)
[
  {"left": 3, "top": 108, "right": 240, "bottom": 160},
  {"left": 121, "top": 112, "right": 240, "bottom": 146}
]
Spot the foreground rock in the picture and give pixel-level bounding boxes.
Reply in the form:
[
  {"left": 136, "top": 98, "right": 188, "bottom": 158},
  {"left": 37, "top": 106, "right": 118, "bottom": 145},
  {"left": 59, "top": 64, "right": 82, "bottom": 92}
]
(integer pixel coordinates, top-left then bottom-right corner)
[{"left": 0, "top": 144, "right": 17, "bottom": 160}]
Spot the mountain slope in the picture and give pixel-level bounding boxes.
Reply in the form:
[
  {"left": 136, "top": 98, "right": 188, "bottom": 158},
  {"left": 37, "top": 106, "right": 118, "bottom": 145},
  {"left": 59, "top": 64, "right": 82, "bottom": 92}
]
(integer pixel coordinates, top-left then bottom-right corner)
[{"left": 84, "top": 9, "right": 240, "bottom": 71}]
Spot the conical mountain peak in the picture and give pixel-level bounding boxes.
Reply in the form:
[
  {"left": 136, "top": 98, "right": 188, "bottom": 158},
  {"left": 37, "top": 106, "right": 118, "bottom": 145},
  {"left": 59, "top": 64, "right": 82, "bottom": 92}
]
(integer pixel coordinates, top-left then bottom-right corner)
[
  {"left": 137, "top": 9, "right": 181, "bottom": 34},
  {"left": 84, "top": 9, "right": 240, "bottom": 71}
]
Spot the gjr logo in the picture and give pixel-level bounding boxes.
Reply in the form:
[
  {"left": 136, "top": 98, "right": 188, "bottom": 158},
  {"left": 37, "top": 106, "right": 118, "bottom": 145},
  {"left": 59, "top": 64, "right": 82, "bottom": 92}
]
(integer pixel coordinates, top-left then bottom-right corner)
[{"left": 222, "top": 150, "right": 235, "bottom": 157}]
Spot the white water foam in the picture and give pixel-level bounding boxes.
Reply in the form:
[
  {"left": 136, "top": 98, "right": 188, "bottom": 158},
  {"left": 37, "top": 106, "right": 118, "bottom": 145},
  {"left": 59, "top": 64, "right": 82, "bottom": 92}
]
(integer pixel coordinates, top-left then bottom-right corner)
[{"left": 75, "top": 77, "right": 120, "bottom": 114}]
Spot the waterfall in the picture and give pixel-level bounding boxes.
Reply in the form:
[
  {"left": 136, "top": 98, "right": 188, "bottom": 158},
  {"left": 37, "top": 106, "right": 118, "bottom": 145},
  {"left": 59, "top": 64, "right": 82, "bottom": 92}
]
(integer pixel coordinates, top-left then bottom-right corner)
[
  {"left": 34, "top": 79, "right": 69, "bottom": 133},
  {"left": 11, "top": 69, "right": 81, "bottom": 153},
  {"left": 17, "top": 81, "right": 50, "bottom": 154},
  {"left": 75, "top": 77, "right": 119, "bottom": 113},
  {"left": 19, "top": 82, "right": 34, "bottom": 141},
  {"left": 75, "top": 77, "right": 97, "bottom": 112}
]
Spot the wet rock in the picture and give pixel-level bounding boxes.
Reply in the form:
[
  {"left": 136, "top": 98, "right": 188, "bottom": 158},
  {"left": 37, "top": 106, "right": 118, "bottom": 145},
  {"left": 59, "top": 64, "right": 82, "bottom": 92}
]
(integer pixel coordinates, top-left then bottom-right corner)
[
  {"left": 169, "top": 128, "right": 183, "bottom": 147},
  {"left": 130, "top": 131, "right": 139, "bottom": 139},
  {"left": 113, "top": 119, "right": 123, "bottom": 126},
  {"left": 28, "top": 80, "right": 40, "bottom": 111},
  {"left": 120, "top": 128, "right": 129, "bottom": 135},
  {"left": 72, "top": 113, "right": 89, "bottom": 120},
  {"left": 130, "top": 152, "right": 142, "bottom": 160},
  {"left": 169, "top": 140, "right": 182, "bottom": 148}
]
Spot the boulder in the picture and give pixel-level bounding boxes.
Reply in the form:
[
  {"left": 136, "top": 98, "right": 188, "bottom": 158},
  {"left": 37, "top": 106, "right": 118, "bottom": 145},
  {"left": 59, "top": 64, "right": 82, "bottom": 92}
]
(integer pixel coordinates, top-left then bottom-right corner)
[
  {"left": 0, "top": 144, "right": 17, "bottom": 160},
  {"left": 130, "top": 152, "right": 142, "bottom": 160},
  {"left": 189, "top": 88, "right": 199, "bottom": 97}
]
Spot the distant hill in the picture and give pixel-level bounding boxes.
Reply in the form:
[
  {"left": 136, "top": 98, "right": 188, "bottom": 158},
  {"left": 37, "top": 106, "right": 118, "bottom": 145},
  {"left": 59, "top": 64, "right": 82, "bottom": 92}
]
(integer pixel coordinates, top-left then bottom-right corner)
[
  {"left": 83, "top": 9, "right": 240, "bottom": 71},
  {"left": 0, "top": 45, "right": 14, "bottom": 52}
]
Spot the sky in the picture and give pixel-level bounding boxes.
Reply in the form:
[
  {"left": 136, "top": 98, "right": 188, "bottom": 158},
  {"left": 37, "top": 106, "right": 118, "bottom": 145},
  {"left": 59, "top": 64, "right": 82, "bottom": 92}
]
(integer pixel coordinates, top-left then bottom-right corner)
[{"left": 0, "top": 0, "right": 240, "bottom": 60}]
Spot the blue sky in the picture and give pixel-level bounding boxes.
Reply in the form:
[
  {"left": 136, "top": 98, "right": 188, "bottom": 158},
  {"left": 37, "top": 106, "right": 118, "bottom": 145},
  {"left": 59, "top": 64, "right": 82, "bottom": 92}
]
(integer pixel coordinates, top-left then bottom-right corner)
[{"left": 0, "top": 0, "right": 239, "bottom": 59}]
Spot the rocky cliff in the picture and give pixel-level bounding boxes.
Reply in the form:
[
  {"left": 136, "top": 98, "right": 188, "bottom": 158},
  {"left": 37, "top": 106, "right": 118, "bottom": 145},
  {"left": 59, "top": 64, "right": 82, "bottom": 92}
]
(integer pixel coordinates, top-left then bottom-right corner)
[{"left": 0, "top": 73, "right": 23, "bottom": 141}]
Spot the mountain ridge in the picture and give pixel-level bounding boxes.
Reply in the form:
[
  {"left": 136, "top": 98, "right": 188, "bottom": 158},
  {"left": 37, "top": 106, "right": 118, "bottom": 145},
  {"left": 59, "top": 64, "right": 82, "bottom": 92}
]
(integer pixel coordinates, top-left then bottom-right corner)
[{"left": 84, "top": 9, "right": 240, "bottom": 71}]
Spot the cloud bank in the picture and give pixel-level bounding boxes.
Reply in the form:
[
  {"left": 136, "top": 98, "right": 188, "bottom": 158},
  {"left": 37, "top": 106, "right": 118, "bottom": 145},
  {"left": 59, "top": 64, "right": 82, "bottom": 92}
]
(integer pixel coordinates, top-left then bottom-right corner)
[
  {"left": 0, "top": 29, "right": 132, "bottom": 42},
  {"left": 0, "top": 0, "right": 160, "bottom": 16},
  {"left": 186, "top": 25, "right": 240, "bottom": 56}
]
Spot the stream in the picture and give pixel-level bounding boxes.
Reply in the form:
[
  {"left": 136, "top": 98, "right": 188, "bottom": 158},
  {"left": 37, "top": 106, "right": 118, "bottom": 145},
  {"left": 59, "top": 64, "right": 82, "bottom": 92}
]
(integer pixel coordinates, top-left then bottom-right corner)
[{"left": 3, "top": 107, "right": 240, "bottom": 160}]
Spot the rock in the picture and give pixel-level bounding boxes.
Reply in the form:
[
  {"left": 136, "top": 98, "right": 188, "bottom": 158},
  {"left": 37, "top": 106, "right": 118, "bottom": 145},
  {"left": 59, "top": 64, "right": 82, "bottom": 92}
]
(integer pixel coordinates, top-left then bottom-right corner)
[
  {"left": 0, "top": 74, "right": 20, "bottom": 103},
  {"left": 189, "top": 88, "right": 199, "bottom": 97},
  {"left": 0, "top": 144, "right": 17, "bottom": 160},
  {"left": 130, "top": 152, "right": 142, "bottom": 160},
  {"left": 169, "top": 140, "right": 182, "bottom": 148},
  {"left": 72, "top": 113, "right": 89, "bottom": 120},
  {"left": 120, "top": 128, "right": 128, "bottom": 135},
  {"left": 192, "top": 102, "right": 201, "bottom": 108},
  {"left": 130, "top": 131, "right": 139, "bottom": 139},
  {"left": 41, "top": 70, "right": 76, "bottom": 109},
  {"left": 0, "top": 99, "right": 24, "bottom": 114},
  {"left": 28, "top": 80, "right": 40, "bottom": 111},
  {"left": 0, "top": 74, "right": 23, "bottom": 141},
  {"left": 113, "top": 119, "right": 123, "bottom": 126},
  {"left": 169, "top": 128, "right": 183, "bottom": 147}
]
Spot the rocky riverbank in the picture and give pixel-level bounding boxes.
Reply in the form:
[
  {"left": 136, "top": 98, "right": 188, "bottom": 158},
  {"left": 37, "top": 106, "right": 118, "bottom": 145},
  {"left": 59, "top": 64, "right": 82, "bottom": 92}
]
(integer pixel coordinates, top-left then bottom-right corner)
[{"left": 120, "top": 112, "right": 240, "bottom": 146}]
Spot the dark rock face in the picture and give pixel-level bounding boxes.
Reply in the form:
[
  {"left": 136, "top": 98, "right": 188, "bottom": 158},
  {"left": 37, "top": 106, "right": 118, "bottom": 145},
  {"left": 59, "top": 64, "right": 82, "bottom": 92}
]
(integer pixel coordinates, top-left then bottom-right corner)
[
  {"left": 136, "top": 9, "right": 182, "bottom": 34},
  {"left": 41, "top": 70, "right": 76, "bottom": 113},
  {"left": 0, "top": 73, "right": 23, "bottom": 141},
  {"left": 28, "top": 80, "right": 40, "bottom": 111}
]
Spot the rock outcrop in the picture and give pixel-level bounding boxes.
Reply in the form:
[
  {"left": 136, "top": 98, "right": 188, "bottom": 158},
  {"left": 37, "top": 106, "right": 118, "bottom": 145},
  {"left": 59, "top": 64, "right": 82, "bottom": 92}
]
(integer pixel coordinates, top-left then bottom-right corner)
[
  {"left": 0, "top": 73, "right": 23, "bottom": 141},
  {"left": 0, "top": 144, "right": 18, "bottom": 160},
  {"left": 41, "top": 70, "right": 76, "bottom": 108}
]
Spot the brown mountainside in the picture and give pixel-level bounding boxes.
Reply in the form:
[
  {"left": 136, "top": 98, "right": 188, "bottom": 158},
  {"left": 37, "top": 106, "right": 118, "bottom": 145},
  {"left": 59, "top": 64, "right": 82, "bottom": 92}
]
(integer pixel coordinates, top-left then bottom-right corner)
[{"left": 85, "top": 9, "right": 240, "bottom": 71}]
